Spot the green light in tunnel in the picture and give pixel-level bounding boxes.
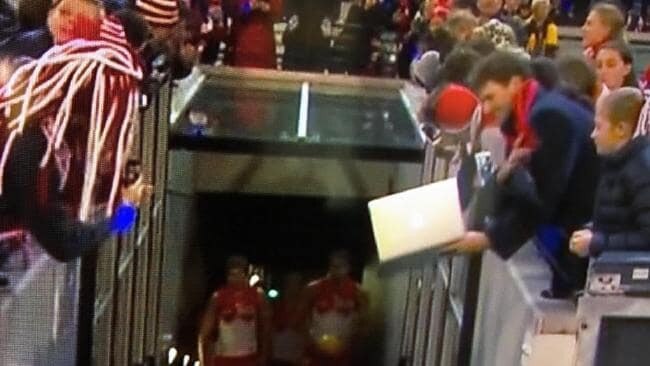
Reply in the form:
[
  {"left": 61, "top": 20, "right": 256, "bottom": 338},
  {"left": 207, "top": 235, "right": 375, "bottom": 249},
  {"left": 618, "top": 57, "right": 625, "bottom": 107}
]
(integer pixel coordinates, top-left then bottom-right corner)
[{"left": 268, "top": 289, "right": 279, "bottom": 299}]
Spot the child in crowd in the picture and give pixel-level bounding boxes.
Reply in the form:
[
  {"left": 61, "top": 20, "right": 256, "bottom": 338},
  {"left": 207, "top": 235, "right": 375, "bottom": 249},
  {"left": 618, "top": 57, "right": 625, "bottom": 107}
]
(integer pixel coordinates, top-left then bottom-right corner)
[
  {"left": 525, "top": 0, "right": 558, "bottom": 57},
  {"left": 570, "top": 88, "right": 650, "bottom": 257},
  {"left": 518, "top": 1, "right": 532, "bottom": 20}
]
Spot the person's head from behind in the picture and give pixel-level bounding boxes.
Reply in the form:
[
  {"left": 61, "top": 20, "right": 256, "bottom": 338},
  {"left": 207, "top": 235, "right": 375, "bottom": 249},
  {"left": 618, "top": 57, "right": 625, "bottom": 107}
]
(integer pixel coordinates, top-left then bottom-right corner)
[
  {"left": 582, "top": 3, "right": 624, "bottom": 49},
  {"left": 47, "top": 0, "right": 103, "bottom": 44},
  {"left": 419, "top": 27, "right": 456, "bottom": 62},
  {"left": 446, "top": 9, "right": 478, "bottom": 42},
  {"left": 531, "top": 57, "right": 559, "bottom": 90},
  {"left": 438, "top": 46, "right": 481, "bottom": 86},
  {"left": 226, "top": 255, "right": 249, "bottom": 288},
  {"left": 556, "top": 54, "right": 598, "bottom": 102},
  {"left": 592, "top": 87, "right": 644, "bottom": 155},
  {"left": 135, "top": 0, "right": 180, "bottom": 41},
  {"left": 596, "top": 40, "right": 635, "bottom": 91},
  {"left": 477, "top": 0, "right": 503, "bottom": 19},
  {"left": 531, "top": 0, "right": 551, "bottom": 23},
  {"left": 472, "top": 51, "right": 531, "bottom": 119},
  {"left": 464, "top": 36, "right": 496, "bottom": 56},
  {"left": 328, "top": 250, "right": 351, "bottom": 280}
]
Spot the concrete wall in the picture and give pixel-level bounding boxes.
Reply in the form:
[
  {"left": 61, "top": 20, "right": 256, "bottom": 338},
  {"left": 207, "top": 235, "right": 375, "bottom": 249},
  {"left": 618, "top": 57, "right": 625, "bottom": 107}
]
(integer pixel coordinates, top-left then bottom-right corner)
[{"left": 471, "top": 243, "right": 578, "bottom": 366}]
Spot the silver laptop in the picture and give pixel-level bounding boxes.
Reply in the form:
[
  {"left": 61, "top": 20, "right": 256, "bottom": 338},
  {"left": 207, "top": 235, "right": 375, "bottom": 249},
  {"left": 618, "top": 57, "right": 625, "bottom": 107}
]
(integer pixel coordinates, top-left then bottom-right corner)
[{"left": 368, "top": 178, "right": 465, "bottom": 262}]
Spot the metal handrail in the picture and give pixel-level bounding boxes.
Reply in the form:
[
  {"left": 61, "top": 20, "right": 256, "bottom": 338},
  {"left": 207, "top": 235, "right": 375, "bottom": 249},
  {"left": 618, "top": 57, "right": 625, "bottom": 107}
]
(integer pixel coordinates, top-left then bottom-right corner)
[{"left": 397, "top": 126, "right": 484, "bottom": 366}]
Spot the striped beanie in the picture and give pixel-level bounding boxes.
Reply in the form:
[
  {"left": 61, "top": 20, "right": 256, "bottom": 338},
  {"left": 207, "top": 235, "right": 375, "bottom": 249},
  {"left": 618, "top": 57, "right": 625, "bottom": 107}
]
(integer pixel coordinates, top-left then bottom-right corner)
[{"left": 135, "top": 0, "right": 180, "bottom": 27}]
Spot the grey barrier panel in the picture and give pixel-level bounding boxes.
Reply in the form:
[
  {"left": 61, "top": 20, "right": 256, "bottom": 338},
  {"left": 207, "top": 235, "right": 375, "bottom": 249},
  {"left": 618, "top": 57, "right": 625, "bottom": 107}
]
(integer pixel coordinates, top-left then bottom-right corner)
[
  {"left": 113, "top": 259, "right": 135, "bottom": 366},
  {"left": 400, "top": 268, "right": 424, "bottom": 363},
  {"left": 412, "top": 263, "right": 436, "bottom": 366},
  {"left": 93, "top": 296, "right": 114, "bottom": 366}
]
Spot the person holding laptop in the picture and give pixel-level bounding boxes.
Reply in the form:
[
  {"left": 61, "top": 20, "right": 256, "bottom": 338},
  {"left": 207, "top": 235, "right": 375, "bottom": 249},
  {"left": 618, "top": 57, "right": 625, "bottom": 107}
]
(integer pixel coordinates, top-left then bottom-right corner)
[{"left": 445, "top": 51, "right": 600, "bottom": 299}]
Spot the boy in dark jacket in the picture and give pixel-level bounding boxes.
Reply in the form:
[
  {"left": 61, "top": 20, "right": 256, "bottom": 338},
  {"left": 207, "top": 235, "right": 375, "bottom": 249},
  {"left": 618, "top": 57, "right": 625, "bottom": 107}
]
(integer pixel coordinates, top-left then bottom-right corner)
[
  {"left": 570, "top": 88, "right": 650, "bottom": 257},
  {"left": 445, "top": 51, "right": 600, "bottom": 298}
]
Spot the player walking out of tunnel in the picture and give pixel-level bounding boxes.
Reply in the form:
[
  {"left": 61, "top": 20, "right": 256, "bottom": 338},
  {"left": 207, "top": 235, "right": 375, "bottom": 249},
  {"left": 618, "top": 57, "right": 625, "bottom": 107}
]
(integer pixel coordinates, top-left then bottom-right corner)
[
  {"left": 199, "top": 256, "right": 271, "bottom": 366},
  {"left": 301, "top": 250, "right": 368, "bottom": 366}
]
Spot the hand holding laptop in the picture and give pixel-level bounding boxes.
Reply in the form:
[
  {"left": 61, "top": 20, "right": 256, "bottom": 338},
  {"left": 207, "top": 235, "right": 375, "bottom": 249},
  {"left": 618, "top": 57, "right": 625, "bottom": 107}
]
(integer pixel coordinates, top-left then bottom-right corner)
[{"left": 440, "top": 231, "right": 490, "bottom": 254}]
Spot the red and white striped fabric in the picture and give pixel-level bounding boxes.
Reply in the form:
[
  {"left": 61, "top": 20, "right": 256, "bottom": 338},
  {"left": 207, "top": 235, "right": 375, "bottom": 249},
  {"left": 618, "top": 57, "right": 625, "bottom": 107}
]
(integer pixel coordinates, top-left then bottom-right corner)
[
  {"left": 135, "top": 0, "right": 180, "bottom": 27},
  {"left": 0, "top": 15, "right": 143, "bottom": 222}
]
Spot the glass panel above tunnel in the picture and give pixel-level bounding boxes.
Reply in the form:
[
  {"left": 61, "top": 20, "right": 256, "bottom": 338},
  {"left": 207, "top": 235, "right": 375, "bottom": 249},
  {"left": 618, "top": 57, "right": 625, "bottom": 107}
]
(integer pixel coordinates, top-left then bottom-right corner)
[
  {"left": 172, "top": 77, "right": 302, "bottom": 143},
  {"left": 307, "top": 89, "right": 420, "bottom": 150},
  {"left": 170, "top": 66, "right": 424, "bottom": 161}
]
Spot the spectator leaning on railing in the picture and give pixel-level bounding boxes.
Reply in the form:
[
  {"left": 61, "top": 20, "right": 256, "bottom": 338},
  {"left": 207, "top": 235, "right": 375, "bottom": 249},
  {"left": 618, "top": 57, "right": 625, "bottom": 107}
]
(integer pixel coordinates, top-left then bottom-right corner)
[{"left": 444, "top": 51, "right": 601, "bottom": 299}]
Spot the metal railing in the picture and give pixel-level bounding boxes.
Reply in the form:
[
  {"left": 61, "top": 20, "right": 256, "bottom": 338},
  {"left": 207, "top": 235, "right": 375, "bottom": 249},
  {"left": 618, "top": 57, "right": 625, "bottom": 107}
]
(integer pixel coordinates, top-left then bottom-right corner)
[
  {"left": 77, "top": 70, "right": 172, "bottom": 366},
  {"left": 397, "top": 133, "right": 482, "bottom": 366}
]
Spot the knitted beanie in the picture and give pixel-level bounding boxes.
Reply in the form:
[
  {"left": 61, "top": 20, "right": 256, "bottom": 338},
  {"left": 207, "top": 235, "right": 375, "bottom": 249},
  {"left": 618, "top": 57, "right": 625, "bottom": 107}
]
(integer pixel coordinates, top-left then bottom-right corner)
[
  {"left": 411, "top": 50, "right": 441, "bottom": 91},
  {"left": 135, "top": 0, "right": 180, "bottom": 27},
  {"left": 434, "top": 83, "right": 480, "bottom": 133}
]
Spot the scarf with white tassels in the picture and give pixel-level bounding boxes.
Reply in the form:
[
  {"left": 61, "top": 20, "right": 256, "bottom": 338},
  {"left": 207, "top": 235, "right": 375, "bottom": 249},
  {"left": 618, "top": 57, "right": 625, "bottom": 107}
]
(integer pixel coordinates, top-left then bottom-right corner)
[{"left": 0, "top": 15, "right": 143, "bottom": 222}]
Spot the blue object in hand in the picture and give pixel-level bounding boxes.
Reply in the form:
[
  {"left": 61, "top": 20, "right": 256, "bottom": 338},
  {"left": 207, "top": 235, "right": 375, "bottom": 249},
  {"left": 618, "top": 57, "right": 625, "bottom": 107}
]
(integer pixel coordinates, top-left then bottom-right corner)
[{"left": 110, "top": 203, "right": 138, "bottom": 234}]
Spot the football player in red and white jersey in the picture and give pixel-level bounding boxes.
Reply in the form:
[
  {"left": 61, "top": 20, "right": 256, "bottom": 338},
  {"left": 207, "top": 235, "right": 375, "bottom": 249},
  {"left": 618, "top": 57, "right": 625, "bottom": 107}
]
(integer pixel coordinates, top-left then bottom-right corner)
[{"left": 199, "top": 256, "right": 271, "bottom": 366}]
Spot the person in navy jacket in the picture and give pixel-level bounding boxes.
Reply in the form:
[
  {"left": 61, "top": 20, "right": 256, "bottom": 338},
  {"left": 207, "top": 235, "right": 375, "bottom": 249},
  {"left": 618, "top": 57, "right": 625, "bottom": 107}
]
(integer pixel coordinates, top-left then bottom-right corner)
[{"left": 446, "top": 51, "right": 600, "bottom": 298}]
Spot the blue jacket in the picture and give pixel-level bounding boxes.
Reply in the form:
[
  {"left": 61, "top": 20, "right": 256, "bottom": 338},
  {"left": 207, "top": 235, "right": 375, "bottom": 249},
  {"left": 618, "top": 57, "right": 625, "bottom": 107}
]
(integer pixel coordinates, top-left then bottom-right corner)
[
  {"left": 486, "top": 90, "right": 601, "bottom": 259},
  {"left": 591, "top": 137, "right": 650, "bottom": 255}
]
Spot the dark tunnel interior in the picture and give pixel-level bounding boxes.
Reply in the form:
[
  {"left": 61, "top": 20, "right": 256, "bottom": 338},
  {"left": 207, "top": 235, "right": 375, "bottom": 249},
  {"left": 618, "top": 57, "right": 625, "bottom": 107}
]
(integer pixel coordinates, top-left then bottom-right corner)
[{"left": 174, "top": 192, "right": 378, "bottom": 354}]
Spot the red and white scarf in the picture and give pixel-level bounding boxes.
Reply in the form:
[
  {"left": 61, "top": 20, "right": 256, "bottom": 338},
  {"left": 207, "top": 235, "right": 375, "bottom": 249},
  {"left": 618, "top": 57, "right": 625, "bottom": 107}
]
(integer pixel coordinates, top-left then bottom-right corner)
[
  {"left": 506, "top": 79, "right": 540, "bottom": 152},
  {"left": 0, "top": 16, "right": 143, "bottom": 222}
]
